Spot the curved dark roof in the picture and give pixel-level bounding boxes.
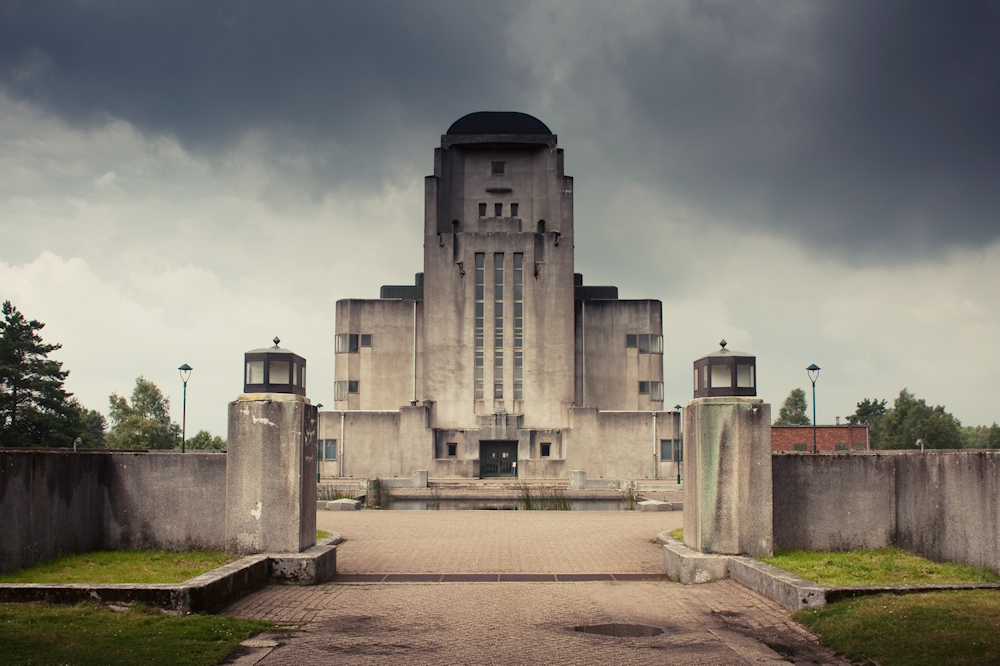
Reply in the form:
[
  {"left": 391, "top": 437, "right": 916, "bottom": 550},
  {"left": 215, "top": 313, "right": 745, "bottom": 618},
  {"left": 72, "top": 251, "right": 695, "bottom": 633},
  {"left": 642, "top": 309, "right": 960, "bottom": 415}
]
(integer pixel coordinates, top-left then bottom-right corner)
[{"left": 447, "top": 112, "right": 552, "bottom": 135}]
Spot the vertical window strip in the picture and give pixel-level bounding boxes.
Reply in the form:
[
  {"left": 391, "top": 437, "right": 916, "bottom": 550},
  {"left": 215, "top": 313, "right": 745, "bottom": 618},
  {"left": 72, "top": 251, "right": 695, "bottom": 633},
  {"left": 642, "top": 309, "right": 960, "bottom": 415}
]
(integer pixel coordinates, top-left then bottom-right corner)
[
  {"left": 513, "top": 252, "right": 523, "bottom": 400},
  {"left": 494, "top": 253, "right": 504, "bottom": 399},
  {"left": 475, "top": 253, "right": 485, "bottom": 400}
]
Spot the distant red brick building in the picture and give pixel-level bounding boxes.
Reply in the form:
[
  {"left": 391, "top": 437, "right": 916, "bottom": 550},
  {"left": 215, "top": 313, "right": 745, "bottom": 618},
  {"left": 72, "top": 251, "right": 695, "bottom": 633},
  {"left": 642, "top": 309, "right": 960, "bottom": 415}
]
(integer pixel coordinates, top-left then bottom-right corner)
[{"left": 771, "top": 425, "right": 869, "bottom": 452}]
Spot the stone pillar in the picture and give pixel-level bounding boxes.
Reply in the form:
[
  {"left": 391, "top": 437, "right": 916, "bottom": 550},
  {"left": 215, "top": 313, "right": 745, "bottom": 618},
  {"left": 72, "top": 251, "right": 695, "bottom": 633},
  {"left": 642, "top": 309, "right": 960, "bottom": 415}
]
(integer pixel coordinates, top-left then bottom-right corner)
[
  {"left": 226, "top": 394, "right": 317, "bottom": 555},
  {"left": 683, "top": 397, "right": 772, "bottom": 557}
]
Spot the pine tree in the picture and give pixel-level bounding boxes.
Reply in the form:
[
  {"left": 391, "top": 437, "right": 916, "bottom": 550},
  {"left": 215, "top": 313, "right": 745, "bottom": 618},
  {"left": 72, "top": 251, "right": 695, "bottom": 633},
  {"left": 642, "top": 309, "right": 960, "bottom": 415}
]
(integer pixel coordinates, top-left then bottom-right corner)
[{"left": 0, "top": 300, "right": 83, "bottom": 447}]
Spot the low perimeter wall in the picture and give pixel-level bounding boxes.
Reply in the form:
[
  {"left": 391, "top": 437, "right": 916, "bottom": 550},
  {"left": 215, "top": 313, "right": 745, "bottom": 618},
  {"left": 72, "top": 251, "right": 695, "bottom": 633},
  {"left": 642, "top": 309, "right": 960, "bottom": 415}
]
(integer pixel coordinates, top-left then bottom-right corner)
[
  {"left": 774, "top": 451, "right": 1000, "bottom": 573},
  {"left": 0, "top": 450, "right": 226, "bottom": 575}
]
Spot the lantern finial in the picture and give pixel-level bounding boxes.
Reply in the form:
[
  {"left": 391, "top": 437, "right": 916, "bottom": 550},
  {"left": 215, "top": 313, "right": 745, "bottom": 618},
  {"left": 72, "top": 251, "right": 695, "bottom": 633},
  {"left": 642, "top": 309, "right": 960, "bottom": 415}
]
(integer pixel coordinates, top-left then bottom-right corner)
[
  {"left": 719, "top": 339, "right": 727, "bottom": 349},
  {"left": 273, "top": 337, "right": 280, "bottom": 347}
]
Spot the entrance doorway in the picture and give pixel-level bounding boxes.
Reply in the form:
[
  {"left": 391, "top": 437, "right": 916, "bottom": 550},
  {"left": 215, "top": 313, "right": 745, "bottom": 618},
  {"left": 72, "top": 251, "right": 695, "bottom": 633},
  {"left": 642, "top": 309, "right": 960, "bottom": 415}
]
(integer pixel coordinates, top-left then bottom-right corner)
[{"left": 480, "top": 441, "right": 517, "bottom": 477}]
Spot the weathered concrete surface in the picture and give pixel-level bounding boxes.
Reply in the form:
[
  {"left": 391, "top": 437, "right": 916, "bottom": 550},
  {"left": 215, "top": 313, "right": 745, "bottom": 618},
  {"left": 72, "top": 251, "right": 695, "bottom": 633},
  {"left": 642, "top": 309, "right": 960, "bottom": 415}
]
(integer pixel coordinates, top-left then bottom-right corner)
[
  {"left": 896, "top": 451, "right": 1000, "bottom": 572},
  {"left": 321, "top": 499, "right": 360, "bottom": 511},
  {"left": 103, "top": 452, "right": 226, "bottom": 551},
  {"left": 662, "top": 536, "right": 730, "bottom": 584},
  {"left": 0, "top": 450, "right": 226, "bottom": 575},
  {"left": 729, "top": 557, "right": 826, "bottom": 612},
  {"left": 0, "top": 451, "right": 106, "bottom": 574},
  {"left": 772, "top": 453, "right": 896, "bottom": 551},
  {"left": 684, "top": 397, "right": 773, "bottom": 557},
  {"left": 773, "top": 451, "right": 1000, "bottom": 574},
  {"left": 226, "top": 397, "right": 317, "bottom": 555},
  {"left": 637, "top": 499, "right": 671, "bottom": 511},
  {"left": 269, "top": 544, "right": 337, "bottom": 585}
]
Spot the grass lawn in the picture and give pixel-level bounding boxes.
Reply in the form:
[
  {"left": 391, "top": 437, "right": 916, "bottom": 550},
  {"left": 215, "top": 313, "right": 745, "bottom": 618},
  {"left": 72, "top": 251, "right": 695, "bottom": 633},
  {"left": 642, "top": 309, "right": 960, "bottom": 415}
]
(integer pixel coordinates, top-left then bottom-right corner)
[
  {"left": 0, "top": 602, "right": 273, "bottom": 666},
  {"left": 760, "top": 546, "right": 1000, "bottom": 586},
  {"left": 797, "top": 590, "right": 1000, "bottom": 666},
  {"left": 0, "top": 550, "right": 234, "bottom": 585}
]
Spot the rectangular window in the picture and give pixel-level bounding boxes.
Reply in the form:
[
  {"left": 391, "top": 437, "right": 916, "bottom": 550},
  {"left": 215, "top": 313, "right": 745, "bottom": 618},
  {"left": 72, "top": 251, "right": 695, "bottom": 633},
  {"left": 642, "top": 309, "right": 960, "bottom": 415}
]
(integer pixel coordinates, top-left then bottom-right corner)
[
  {"left": 479, "top": 202, "right": 487, "bottom": 217},
  {"left": 514, "top": 350, "right": 523, "bottom": 399},
  {"left": 324, "top": 439, "right": 337, "bottom": 460},
  {"left": 711, "top": 364, "right": 731, "bottom": 388},
  {"left": 448, "top": 442, "right": 457, "bottom": 457},
  {"left": 835, "top": 443, "right": 848, "bottom": 451},
  {"left": 360, "top": 334, "right": 372, "bottom": 347},
  {"left": 492, "top": 161, "right": 505, "bottom": 175},
  {"left": 793, "top": 443, "right": 807, "bottom": 452},
  {"left": 627, "top": 334, "right": 662, "bottom": 353},
  {"left": 853, "top": 443, "right": 866, "bottom": 451},
  {"left": 475, "top": 350, "right": 484, "bottom": 400},
  {"left": 348, "top": 380, "right": 359, "bottom": 394},
  {"left": 494, "top": 351, "right": 504, "bottom": 399},
  {"left": 269, "top": 361, "right": 289, "bottom": 384},
  {"left": 335, "top": 381, "right": 347, "bottom": 400},
  {"left": 494, "top": 253, "right": 504, "bottom": 348},
  {"left": 660, "top": 439, "right": 674, "bottom": 461},
  {"left": 540, "top": 443, "right": 551, "bottom": 457},
  {"left": 495, "top": 202, "right": 503, "bottom": 217},
  {"left": 335, "top": 334, "right": 360, "bottom": 353},
  {"left": 736, "top": 364, "right": 754, "bottom": 388},
  {"left": 626, "top": 334, "right": 638, "bottom": 348},
  {"left": 639, "top": 381, "right": 650, "bottom": 394},
  {"left": 246, "top": 361, "right": 264, "bottom": 384},
  {"left": 650, "top": 382, "right": 663, "bottom": 401},
  {"left": 638, "top": 334, "right": 650, "bottom": 353},
  {"left": 510, "top": 203, "right": 519, "bottom": 217}
]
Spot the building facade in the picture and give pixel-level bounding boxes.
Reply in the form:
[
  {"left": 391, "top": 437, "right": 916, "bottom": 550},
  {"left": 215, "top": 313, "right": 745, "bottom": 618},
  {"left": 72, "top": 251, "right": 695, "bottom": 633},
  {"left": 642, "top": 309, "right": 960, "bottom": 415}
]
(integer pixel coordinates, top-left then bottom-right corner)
[{"left": 320, "top": 112, "right": 679, "bottom": 481}]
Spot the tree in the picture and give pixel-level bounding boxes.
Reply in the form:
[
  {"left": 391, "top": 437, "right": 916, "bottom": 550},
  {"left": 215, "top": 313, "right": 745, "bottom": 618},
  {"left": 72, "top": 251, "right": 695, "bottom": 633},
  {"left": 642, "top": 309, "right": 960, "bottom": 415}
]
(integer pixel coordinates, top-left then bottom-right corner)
[
  {"left": 847, "top": 398, "right": 888, "bottom": 447},
  {"left": 876, "top": 389, "right": 963, "bottom": 450},
  {"left": 774, "top": 388, "right": 810, "bottom": 426},
  {"left": 106, "top": 377, "right": 181, "bottom": 450},
  {"left": 185, "top": 429, "right": 226, "bottom": 450},
  {"left": 0, "top": 300, "right": 86, "bottom": 447},
  {"left": 962, "top": 423, "right": 1000, "bottom": 449}
]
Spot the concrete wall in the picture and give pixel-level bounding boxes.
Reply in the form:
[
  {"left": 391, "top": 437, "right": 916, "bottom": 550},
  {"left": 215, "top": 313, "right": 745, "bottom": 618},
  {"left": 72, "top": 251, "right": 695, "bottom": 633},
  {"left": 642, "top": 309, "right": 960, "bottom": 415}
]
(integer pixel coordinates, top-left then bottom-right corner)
[
  {"left": 772, "top": 453, "right": 896, "bottom": 552},
  {"left": 565, "top": 408, "right": 665, "bottom": 480},
  {"left": 334, "top": 406, "right": 434, "bottom": 479},
  {"left": 0, "top": 451, "right": 226, "bottom": 575},
  {"left": 104, "top": 452, "right": 226, "bottom": 551},
  {"left": 773, "top": 451, "right": 1000, "bottom": 573}
]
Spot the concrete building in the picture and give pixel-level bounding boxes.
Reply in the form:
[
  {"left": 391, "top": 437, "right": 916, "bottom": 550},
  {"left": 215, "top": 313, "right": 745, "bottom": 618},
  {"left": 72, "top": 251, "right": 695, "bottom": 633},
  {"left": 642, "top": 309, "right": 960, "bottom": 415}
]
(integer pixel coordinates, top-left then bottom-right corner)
[{"left": 320, "top": 112, "right": 678, "bottom": 481}]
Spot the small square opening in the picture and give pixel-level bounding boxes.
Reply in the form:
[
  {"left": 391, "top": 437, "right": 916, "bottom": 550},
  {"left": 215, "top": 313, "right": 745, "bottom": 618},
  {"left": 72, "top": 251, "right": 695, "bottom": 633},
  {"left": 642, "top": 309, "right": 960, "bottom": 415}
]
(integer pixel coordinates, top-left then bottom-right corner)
[
  {"left": 447, "top": 442, "right": 457, "bottom": 457},
  {"left": 540, "top": 443, "right": 551, "bottom": 458}
]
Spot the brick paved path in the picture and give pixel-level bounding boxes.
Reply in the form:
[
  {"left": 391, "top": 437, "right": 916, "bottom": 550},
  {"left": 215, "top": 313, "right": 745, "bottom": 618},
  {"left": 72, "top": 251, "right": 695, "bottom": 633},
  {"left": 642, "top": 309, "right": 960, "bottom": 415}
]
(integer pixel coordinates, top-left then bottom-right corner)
[{"left": 223, "top": 511, "right": 848, "bottom": 665}]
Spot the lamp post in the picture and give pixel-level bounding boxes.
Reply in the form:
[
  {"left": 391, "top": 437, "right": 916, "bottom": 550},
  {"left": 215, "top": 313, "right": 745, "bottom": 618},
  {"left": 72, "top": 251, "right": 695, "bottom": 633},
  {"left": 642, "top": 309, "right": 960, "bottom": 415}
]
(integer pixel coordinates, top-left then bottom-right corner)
[
  {"left": 178, "top": 364, "right": 192, "bottom": 453},
  {"left": 316, "top": 404, "right": 323, "bottom": 483},
  {"left": 807, "top": 364, "right": 820, "bottom": 453},
  {"left": 675, "top": 404, "right": 683, "bottom": 484}
]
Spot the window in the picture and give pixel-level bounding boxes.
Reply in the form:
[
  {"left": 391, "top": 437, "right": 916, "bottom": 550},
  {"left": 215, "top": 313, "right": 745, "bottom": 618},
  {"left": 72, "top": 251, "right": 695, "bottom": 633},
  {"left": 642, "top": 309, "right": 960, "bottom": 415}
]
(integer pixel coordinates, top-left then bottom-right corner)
[
  {"left": 322, "top": 439, "right": 337, "bottom": 460},
  {"left": 492, "top": 161, "right": 505, "bottom": 175},
  {"left": 334, "top": 381, "right": 360, "bottom": 400},
  {"left": 479, "top": 202, "right": 487, "bottom": 217},
  {"left": 793, "top": 444, "right": 807, "bottom": 452},
  {"left": 447, "top": 442, "right": 457, "bottom": 457},
  {"left": 852, "top": 443, "right": 866, "bottom": 451},
  {"left": 336, "top": 334, "right": 360, "bottom": 353},
  {"left": 660, "top": 439, "right": 674, "bottom": 461},
  {"left": 540, "top": 443, "right": 551, "bottom": 457},
  {"left": 494, "top": 351, "right": 503, "bottom": 399},
  {"left": 835, "top": 444, "right": 848, "bottom": 451},
  {"left": 495, "top": 202, "right": 503, "bottom": 217},
  {"left": 650, "top": 381, "right": 664, "bottom": 401},
  {"left": 639, "top": 381, "right": 650, "bottom": 394},
  {"left": 246, "top": 361, "right": 264, "bottom": 384},
  {"left": 511, "top": 203, "right": 519, "bottom": 217},
  {"left": 494, "top": 253, "right": 504, "bottom": 348},
  {"left": 360, "top": 334, "right": 372, "bottom": 347},
  {"left": 626, "top": 334, "right": 663, "bottom": 353}
]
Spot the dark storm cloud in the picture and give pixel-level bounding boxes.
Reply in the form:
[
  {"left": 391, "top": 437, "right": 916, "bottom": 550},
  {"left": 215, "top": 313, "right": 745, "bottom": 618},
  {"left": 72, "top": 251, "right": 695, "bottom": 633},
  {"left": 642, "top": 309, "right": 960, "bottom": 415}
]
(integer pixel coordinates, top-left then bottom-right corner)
[
  {"left": 0, "top": 1, "right": 536, "bottom": 196},
  {"left": 1, "top": 1, "right": 998, "bottom": 255},
  {"left": 563, "top": 1, "right": 1000, "bottom": 256}
]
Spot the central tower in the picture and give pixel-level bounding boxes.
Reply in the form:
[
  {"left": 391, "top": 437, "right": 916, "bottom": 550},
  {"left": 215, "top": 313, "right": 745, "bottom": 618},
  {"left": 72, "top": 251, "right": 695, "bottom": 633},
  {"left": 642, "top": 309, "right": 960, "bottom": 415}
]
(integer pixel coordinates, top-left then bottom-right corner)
[{"left": 423, "top": 112, "right": 575, "bottom": 429}]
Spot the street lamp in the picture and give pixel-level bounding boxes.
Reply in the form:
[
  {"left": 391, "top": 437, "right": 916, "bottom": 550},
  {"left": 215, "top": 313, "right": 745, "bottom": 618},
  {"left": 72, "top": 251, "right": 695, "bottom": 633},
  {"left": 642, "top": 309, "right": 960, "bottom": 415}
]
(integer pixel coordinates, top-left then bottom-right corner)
[
  {"left": 316, "top": 403, "right": 323, "bottom": 483},
  {"left": 807, "top": 364, "right": 820, "bottom": 453},
  {"left": 178, "top": 364, "right": 193, "bottom": 453},
  {"left": 675, "top": 404, "right": 683, "bottom": 485}
]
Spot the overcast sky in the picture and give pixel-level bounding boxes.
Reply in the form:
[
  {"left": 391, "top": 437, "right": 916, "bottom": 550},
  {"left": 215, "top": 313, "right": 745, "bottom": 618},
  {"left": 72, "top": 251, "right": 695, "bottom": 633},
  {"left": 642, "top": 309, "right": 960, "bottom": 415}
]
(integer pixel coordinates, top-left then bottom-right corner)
[{"left": 2, "top": 1, "right": 999, "bottom": 439}]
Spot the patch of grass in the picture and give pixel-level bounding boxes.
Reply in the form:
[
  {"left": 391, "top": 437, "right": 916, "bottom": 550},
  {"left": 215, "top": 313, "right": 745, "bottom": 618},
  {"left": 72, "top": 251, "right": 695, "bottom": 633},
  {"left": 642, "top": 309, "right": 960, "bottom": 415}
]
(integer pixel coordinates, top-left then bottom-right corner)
[
  {"left": 316, "top": 530, "right": 330, "bottom": 541},
  {"left": 0, "top": 602, "right": 273, "bottom": 666},
  {"left": 761, "top": 546, "right": 1000, "bottom": 586},
  {"left": 0, "top": 550, "right": 234, "bottom": 585},
  {"left": 796, "top": 590, "right": 1000, "bottom": 666},
  {"left": 365, "top": 477, "right": 394, "bottom": 509},
  {"left": 518, "top": 485, "right": 570, "bottom": 510},
  {"left": 669, "top": 528, "right": 683, "bottom": 541},
  {"left": 316, "top": 484, "right": 356, "bottom": 501}
]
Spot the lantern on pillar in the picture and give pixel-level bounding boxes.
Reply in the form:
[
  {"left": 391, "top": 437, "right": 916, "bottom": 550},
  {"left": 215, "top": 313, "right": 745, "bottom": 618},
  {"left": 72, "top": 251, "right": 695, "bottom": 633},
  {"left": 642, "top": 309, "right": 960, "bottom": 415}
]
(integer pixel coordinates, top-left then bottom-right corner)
[
  {"left": 692, "top": 340, "right": 756, "bottom": 399},
  {"left": 243, "top": 337, "right": 307, "bottom": 396}
]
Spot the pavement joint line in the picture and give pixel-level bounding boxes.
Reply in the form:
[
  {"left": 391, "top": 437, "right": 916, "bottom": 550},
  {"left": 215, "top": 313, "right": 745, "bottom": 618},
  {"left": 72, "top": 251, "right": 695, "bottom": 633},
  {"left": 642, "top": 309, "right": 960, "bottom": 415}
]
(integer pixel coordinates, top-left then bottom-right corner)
[{"left": 328, "top": 572, "right": 671, "bottom": 584}]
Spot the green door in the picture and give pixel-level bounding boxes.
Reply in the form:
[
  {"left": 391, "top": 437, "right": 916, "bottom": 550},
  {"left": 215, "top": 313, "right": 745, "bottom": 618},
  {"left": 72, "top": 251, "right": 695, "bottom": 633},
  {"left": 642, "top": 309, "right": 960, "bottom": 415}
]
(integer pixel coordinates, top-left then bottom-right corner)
[{"left": 480, "top": 441, "right": 517, "bottom": 477}]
